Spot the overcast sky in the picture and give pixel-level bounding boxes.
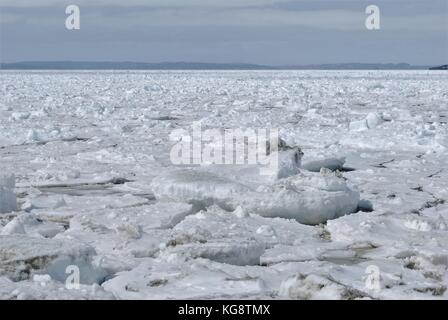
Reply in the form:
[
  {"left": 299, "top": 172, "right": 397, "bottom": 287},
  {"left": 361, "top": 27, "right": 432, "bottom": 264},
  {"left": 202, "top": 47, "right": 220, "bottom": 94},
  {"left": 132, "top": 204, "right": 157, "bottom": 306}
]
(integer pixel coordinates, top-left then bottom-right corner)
[{"left": 0, "top": 0, "right": 447, "bottom": 65}]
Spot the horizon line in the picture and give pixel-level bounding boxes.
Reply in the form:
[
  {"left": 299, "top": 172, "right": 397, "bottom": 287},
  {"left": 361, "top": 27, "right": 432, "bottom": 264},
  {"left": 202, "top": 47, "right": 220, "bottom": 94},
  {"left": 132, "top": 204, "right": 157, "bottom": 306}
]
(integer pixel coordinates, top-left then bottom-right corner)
[{"left": 1, "top": 61, "right": 446, "bottom": 71}]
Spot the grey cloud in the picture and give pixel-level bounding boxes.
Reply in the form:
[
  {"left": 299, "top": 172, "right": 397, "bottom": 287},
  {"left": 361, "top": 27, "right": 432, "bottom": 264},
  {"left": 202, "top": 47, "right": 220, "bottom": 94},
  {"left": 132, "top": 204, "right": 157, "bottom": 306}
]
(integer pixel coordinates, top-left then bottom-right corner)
[{"left": 0, "top": 0, "right": 446, "bottom": 65}]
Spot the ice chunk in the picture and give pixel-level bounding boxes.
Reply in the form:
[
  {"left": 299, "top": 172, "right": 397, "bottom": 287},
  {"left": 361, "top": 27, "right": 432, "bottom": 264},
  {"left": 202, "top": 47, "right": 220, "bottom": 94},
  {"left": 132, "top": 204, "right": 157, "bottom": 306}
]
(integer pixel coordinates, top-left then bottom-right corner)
[
  {"left": 349, "top": 112, "right": 383, "bottom": 131},
  {"left": 10, "top": 112, "right": 30, "bottom": 121},
  {"left": 236, "top": 173, "right": 360, "bottom": 224},
  {"left": 0, "top": 174, "right": 17, "bottom": 213},
  {"left": 365, "top": 112, "right": 383, "bottom": 129},
  {"left": 0, "top": 276, "right": 114, "bottom": 300},
  {"left": 0, "top": 235, "right": 107, "bottom": 284},
  {"left": 275, "top": 148, "right": 302, "bottom": 179},
  {"left": 349, "top": 119, "right": 369, "bottom": 132},
  {"left": 152, "top": 169, "right": 360, "bottom": 225},
  {"left": 151, "top": 170, "right": 252, "bottom": 208},
  {"left": 23, "top": 195, "right": 67, "bottom": 212},
  {"left": 164, "top": 241, "right": 266, "bottom": 266},
  {"left": 1, "top": 213, "right": 66, "bottom": 238},
  {"left": 69, "top": 201, "right": 193, "bottom": 232},
  {"left": 302, "top": 157, "right": 346, "bottom": 172},
  {"left": 26, "top": 129, "right": 40, "bottom": 142},
  {"left": 62, "top": 203, "right": 187, "bottom": 260},
  {"left": 1, "top": 218, "right": 26, "bottom": 235},
  {"left": 164, "top": 205, "right": 318, "bottom": 265},
  {"left": 102, "top": 258, "right": 270, "bottom": 299},
  {"left": 279, "top": 273, "right": 349, "bottom": 300}
]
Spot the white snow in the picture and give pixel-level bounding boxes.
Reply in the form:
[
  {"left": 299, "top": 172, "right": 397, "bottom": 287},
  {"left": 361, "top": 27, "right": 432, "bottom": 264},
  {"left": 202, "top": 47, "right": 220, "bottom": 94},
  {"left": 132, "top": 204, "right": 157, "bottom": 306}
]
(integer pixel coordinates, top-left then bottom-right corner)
[{"left": 0, "top": 70, "right": 447, "bottom": 299}]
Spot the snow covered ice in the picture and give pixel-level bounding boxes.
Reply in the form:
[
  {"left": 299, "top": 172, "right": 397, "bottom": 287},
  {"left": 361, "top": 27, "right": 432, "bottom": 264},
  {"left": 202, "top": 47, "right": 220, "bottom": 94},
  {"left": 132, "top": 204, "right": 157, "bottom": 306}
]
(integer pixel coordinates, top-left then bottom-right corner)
[
  {"left": 151, "top": 167, "right": 360, "bottom": 224},
  {"left": 1, "top": 70, "right": 448, "bottom": 299}
]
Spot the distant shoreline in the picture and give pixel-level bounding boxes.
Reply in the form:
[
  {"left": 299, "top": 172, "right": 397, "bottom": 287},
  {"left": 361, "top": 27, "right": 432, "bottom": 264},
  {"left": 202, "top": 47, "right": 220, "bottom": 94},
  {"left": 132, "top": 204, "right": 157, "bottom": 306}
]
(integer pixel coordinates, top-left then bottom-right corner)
[{"left": 1, "top": 61, "right": 443, "bottom": 71}]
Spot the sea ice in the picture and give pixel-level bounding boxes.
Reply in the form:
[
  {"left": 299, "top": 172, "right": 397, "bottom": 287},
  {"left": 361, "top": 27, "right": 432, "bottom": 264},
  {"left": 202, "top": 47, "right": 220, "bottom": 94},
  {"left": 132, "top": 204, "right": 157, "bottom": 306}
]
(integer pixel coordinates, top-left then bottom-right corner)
[{"left": 1, "top": 70, "right": 447, "bottom": 299}]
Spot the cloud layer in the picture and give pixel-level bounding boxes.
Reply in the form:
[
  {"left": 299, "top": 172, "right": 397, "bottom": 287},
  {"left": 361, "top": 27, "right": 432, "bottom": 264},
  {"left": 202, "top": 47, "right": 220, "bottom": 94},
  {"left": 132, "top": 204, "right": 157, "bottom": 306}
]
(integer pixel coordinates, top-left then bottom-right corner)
[{"left": 1, "top": 0, "right": 447, "bottom": 64}]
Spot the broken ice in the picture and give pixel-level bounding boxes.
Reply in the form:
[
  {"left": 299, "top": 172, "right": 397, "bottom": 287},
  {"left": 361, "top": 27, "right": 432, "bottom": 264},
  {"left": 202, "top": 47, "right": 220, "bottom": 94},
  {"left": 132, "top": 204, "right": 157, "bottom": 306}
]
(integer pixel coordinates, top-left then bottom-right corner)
[{"left": 1, "top": 70, "right": 447, "bottom": 300}]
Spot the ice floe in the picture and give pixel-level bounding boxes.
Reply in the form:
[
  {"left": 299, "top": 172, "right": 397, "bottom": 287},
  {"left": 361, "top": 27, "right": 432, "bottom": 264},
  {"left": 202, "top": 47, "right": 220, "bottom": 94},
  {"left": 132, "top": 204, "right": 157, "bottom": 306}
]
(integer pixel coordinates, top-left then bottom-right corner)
[
  {"left": 0, "top": 235, "right": 107, "bottom": 284},
  {"left": 152, "top": 166, "right": 360, "bottom": 225}
]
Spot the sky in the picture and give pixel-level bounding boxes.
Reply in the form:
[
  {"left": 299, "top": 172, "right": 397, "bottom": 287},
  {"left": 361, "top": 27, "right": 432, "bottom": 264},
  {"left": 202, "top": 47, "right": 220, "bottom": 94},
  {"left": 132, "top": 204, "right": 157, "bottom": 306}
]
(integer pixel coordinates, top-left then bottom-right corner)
[{"left": 0, "top": 0, "right": 447, "bottom": 65}]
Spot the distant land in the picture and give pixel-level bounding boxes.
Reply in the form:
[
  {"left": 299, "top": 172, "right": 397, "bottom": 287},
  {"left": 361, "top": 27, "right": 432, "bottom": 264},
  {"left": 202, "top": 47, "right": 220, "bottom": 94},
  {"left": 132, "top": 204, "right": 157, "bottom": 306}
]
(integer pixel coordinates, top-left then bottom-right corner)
[
  {"left": 0, "top": 61, "right": 444, "bottom": 70},
  {"left": 429, "top": 64, "right": 448, "bottom": 70}
]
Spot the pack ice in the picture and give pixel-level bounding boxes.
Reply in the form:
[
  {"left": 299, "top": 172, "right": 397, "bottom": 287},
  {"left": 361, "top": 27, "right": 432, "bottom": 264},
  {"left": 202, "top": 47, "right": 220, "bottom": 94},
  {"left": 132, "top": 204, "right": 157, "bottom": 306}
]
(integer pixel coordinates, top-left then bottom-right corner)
[{"left": 1, "top": 70, "right": 448, "bottom": 300}]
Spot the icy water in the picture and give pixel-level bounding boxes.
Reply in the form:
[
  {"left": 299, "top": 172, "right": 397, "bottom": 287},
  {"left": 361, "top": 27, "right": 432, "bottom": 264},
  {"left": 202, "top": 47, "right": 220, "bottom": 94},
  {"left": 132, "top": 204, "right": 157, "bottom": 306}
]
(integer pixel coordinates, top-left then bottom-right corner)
[{"left": 0, "top": 70, "right": 448, "bottom": 299}]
